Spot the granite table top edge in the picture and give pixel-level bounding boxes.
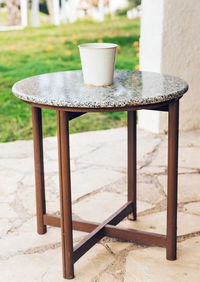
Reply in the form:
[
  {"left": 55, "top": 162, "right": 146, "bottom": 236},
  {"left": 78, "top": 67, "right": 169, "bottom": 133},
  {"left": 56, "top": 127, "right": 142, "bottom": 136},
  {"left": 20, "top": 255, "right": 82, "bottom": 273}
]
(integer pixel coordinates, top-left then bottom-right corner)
[{"left": 12, "top": 70, "right": 189, "bottom": 109}]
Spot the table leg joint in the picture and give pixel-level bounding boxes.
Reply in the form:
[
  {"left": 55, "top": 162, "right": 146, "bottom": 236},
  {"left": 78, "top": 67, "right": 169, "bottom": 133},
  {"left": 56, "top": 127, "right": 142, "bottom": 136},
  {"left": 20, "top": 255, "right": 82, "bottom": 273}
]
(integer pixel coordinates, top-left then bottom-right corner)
[{"left": 43, "top": 199, "right": 167, "bottom": 264}]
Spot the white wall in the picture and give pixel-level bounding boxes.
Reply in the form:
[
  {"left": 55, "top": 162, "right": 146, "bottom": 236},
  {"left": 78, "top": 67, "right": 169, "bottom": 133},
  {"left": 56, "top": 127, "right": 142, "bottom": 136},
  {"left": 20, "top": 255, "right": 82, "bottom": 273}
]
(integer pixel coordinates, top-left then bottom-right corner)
[
  {"left": 160, "top": 0, "right": 200, "bottom": 132},
  {"left": 20, "top": 0, "right": 28, "bottom": 27},
  {"left": 139, "top": 0, "right": 164, "bottom": 133},
  {"left": 139, "top": 0, "right": 200, "bottom": 133},
  {"left": 52, "top": 0, "right": 60, "bottom": 26},
  {"left": 32, "top": 0, "right": 40, "bottom": 27}
]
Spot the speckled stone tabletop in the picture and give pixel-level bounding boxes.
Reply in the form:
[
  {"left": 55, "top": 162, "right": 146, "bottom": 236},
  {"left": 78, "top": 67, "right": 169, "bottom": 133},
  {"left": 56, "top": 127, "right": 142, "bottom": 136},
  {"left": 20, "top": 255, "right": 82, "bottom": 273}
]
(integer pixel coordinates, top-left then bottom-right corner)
[{"left": 12, "top": 70, "right": 188, "bottom": 109}]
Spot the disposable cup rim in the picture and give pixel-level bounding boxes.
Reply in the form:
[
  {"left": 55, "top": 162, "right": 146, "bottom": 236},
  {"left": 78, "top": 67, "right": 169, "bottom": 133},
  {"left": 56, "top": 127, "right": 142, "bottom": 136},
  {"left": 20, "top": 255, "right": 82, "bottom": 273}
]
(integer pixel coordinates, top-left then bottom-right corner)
[{"left": 78, "top": 43, "right": 118, "bottom": 49}]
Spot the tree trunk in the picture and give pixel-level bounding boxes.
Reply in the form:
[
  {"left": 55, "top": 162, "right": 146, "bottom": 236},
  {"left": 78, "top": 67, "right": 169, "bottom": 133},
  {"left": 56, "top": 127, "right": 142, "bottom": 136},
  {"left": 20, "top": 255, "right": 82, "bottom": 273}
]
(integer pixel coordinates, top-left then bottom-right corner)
[
  {"left": 46, "top": 0, "right": 54, "bottom": 23},
  {"left": 7, "top": 0, "right": 21, "bottom": 26}
]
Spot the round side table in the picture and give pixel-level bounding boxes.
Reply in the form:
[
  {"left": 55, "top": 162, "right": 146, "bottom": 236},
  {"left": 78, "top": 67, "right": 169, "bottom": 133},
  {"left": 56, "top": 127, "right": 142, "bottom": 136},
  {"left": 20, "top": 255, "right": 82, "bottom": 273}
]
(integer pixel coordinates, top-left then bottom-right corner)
[{"left": 12, "top": 70, "right": 188, "bottom": 279}]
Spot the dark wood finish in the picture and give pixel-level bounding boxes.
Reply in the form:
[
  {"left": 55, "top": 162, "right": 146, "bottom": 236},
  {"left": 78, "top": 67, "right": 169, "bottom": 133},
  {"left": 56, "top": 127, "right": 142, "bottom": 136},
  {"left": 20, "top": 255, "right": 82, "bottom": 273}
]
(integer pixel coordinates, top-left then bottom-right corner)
[
  {"left": 43, "top": 214, "right": 98, "bottom": 232},
  {"left": 167, "top": 100, "right": 179, "bottom": 260},
  {"left": 43, "top": 213, "right": 61, "bottom": 227},
  {"left": 104, "top": 225, "right": 167, "bottom": 247},
  {"left": 32, "top": 107, "right": 46, "bottom": 234},
  {"left": 57, "top": 111, "right": 74, "bottom": 279},
  {"left": 43, "top": 214, "right": 167, "bottom": 248},
  {"left": 25, "top": 99, "right": 175, "bottom": 113},
  {"left": 145, "top": 105, "right": 169, "bottom": 112},
  {"left": 127, "top": 111, "right": 137, "bottom": 220},
  {"left": 29, "top": 97, "right": 181, "bottom": 279},
  {"left": 72, "top": 219, "right": 97, "bottom": 233},
  {"left": 73, "top": 201, "right": 132, "bottom": 262},
  {"left": 43, "top": 214, "right": 97, "bottom": 231}
]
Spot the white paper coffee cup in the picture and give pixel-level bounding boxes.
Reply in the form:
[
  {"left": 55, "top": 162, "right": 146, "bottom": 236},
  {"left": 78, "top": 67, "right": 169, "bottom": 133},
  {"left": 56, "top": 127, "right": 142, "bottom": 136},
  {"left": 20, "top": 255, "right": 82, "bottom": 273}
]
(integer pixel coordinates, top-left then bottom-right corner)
[{"left": 79, "top": 43, "right": 118, "bottom": 86}]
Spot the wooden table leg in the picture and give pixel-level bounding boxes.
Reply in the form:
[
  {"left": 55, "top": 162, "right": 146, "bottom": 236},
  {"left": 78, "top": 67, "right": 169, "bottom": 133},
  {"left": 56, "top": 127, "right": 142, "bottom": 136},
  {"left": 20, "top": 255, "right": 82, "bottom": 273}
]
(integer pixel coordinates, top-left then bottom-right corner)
[
  {"left": 127, "top": 111, "right": 137, "bottom": 220},
  {"left": 167, "top": 100, "right": 179, "bottom": 260},
  {"left": 57, "top": 111, "right": 74, "bottom": 279},
  {"left": 32, "top": 107, "right": 46, "bottom": 234}
]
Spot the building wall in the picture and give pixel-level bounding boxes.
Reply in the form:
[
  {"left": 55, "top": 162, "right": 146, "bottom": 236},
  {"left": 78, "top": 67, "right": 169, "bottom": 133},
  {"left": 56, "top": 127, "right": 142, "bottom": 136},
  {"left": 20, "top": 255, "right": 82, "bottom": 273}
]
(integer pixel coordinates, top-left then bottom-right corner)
[
  {"left": 160, "top": 0, "right": 200, "bottom": 132},
  {"left": 139, "top": 0, "right": 200, "bottom": 133},
  {"left": 139, "top": 0, "right": 164, "bottom": 133}
]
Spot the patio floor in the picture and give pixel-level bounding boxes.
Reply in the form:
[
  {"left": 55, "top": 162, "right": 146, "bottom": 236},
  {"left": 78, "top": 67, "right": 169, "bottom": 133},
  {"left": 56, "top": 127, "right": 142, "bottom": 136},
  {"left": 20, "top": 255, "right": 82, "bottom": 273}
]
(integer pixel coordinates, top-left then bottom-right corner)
[{"left": 0, "top": 127, "right": 200, "bottom": 281}]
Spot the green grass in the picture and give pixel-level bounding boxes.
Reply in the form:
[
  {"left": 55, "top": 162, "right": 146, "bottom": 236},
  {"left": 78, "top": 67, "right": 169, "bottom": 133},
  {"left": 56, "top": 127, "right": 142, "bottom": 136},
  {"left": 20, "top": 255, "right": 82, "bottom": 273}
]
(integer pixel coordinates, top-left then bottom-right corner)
[{"left": 0, "top": 17, "right": 140, "bottom": 142}]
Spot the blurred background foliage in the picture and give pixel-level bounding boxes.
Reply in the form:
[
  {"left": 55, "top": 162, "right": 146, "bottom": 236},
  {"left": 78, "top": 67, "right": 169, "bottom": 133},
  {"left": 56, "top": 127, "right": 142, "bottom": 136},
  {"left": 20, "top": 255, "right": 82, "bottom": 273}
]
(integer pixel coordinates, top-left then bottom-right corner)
[{"left": 0, "top": 2, "right": 140, "bottom": 142}]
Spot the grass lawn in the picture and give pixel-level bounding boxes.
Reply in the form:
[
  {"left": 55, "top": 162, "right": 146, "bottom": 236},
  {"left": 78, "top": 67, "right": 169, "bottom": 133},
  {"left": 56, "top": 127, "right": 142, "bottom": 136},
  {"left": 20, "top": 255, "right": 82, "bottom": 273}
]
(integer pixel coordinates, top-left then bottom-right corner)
[{"left": 0, "top": 17, "right": 140, "bottom": 142}]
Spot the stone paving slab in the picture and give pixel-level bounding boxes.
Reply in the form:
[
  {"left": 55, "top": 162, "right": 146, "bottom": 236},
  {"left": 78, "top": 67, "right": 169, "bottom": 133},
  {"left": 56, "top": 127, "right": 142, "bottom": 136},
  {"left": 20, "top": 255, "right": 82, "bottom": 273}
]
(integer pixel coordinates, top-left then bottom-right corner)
[
  {"left": 184, "top": 202, "right": 200, "bottom": 216},
  {"left": 73, "top": 191, "right": 154, "bottom": 223},
  {"left": 158, "top": 173, "right": 200, "bottom": 202},
  {"left": 118, "top": 211, "right": 200, "bottom": 236},
  {"left": 0, "top": 127, "right": 200, "bottom": 281},
  {"left": 124, "top": 236, "right": 200, "bottom": 282}
]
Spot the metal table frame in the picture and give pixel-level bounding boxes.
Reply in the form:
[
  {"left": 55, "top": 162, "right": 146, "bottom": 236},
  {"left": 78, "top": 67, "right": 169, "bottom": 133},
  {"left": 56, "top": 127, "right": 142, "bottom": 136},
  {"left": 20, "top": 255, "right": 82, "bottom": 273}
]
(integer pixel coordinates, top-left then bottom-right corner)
[{"left": 31, "top": 99, "right": 179, "bottom": 279}]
